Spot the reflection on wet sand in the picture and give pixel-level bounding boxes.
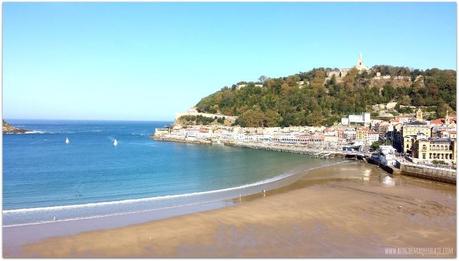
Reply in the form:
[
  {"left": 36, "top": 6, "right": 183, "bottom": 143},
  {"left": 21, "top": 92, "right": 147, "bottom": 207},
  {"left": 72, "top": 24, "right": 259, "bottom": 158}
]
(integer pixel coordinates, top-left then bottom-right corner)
[{"left": 17, "top": 161, "right": 456, "bottom": 257}]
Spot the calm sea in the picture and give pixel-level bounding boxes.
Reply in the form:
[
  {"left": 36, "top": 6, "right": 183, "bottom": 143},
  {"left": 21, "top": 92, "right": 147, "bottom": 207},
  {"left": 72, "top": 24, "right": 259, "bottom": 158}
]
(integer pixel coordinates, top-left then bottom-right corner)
[{"left": 3, "top": 120, "right": 330, "bottom": 226}]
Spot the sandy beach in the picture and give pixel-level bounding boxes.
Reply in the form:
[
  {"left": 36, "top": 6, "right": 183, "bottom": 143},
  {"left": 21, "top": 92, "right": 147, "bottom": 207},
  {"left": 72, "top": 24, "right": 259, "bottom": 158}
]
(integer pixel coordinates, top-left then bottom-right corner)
[{"left": 13, "top": 161, "right": 456, "bottom": 257}]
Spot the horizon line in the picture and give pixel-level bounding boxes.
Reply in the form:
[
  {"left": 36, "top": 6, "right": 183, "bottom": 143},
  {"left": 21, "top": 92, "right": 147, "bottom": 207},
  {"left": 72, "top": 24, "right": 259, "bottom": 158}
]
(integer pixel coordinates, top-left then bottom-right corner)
[{"left": 3, "top": 118, "right": 175, "bottom": 122}]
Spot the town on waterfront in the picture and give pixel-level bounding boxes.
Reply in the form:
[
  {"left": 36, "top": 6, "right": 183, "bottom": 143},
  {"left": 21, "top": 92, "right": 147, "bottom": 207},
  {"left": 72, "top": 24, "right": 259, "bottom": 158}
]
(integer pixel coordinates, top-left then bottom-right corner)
[{"left": 154, "top": 55, "right": 457, "bottom": 184}]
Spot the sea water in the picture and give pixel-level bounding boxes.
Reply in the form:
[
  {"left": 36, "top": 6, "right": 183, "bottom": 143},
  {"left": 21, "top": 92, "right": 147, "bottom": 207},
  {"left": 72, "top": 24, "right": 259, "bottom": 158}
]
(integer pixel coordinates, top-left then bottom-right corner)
[{"left": 3, "top": 120, "right": 331, "bottom": 226}]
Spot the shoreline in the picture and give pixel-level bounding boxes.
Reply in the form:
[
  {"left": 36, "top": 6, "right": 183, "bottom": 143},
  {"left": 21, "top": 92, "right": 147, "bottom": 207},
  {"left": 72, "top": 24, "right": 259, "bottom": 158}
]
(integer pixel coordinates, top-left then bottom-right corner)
[
  {"left": 3, "top": 158, "right": 343, "bottom": 226},
  {"left": 153, "top": 136, "right": 357, "bottom": 159},
  {"left": 154, "top": 137, "right": 456, "bottom": 184},
  {"left": 3, "top": 158, "right": 346, "bottom": 255},
  {"left": 12, "top": 161, "right": 456, "bottom": 257}
]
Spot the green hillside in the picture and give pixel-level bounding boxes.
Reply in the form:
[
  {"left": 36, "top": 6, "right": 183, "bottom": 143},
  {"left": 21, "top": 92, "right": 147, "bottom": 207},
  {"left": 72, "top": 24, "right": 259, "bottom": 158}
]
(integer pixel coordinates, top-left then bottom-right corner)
[{"left": 195, "top": 66, "right": 456, "bottom": 127}]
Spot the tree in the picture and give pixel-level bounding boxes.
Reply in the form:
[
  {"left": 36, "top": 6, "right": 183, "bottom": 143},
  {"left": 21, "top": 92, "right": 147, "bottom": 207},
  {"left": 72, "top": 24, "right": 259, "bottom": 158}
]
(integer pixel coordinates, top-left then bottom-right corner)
[
  {"left": 399, "top": 95, "right": 411, "bottom": 106},
  {"left": 342, "top": 68, "right": 359, "bottom": 89},
  {"left": 264, "top": 110, "right": 281, "bottom": 127},
  {"left": 305, "top": 110, "right": 323, "bottom": 126},
  {"left": 238, "top": 109, "right": 265, "bottom": 127},
  {"left": 398, "top": 107, "right": 413, "bottom": 114},
  {"left": 370, "top": 140, "right": 383, "bottom": 151},
  {"left": 436, "top": 103, "right": 453, "bottom": 118},
  {"left": 381, "top": 85, "right": 396, "bottom": 102},
  {"left": 217, "top": 117, "right": 225, "bottom": 124},
  {"left": 310, "top": 69, "right": 327, "bottom": 89},
  {"left": 258, "top": 75, "right": 269, "bottom": 83}
]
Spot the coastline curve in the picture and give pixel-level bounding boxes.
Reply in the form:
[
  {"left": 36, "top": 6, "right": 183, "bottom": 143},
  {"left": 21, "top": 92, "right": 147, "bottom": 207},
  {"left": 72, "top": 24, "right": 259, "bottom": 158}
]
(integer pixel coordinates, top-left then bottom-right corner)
[{"left": 3, "top": 160, "right": 347, "bottom": 227}]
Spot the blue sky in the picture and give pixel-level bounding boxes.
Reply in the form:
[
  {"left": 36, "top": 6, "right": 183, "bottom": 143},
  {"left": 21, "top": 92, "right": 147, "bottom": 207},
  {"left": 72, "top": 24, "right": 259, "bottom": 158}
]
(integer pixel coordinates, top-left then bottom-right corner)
[{"left": 3, "top": 2, "right": 457, "bottom": 121}]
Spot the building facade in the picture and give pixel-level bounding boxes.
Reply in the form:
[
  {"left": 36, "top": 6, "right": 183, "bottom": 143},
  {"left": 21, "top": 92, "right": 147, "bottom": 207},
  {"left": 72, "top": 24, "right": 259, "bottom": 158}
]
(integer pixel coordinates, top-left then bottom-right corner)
[
  {"left": 400, "top": 122, "right": 432, "bottom": 153},
  {"left": 412, "top": 138, "right": 456, "bottom": 164}
]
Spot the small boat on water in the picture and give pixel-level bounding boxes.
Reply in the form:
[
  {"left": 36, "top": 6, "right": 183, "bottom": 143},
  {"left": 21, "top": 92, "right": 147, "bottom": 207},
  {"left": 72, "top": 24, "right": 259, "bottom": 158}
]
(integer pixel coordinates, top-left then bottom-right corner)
[
  {"left": 113, "top": 139, "right": 118, "bottom": 147},
  {"left": 65, "top": 137, "right": 70, "bottom": 144}
]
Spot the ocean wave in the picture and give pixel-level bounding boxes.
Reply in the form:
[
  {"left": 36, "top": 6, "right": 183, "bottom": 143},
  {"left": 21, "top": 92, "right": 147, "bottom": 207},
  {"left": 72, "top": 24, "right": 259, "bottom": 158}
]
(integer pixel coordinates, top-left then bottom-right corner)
[
  {"left": 22, "top": 130, "right": 104, "bottom": 135},
  {"left": 4, "top": 171, "right": 295, "bottom": 214},
  {"left": 3, "top": 160, "right": 347, "bottom": 227},
  {"left": 23, "top": 130, "right": 48, "bottom": 134},
  {"left": 3, "top": 198, "right": 231, "bottom": 228},
  {"left": 86, "top": 130, "right": 103, "bottom": 133},
  {"left": 130, "top": 132, "right": 147, "bottom": 136}
]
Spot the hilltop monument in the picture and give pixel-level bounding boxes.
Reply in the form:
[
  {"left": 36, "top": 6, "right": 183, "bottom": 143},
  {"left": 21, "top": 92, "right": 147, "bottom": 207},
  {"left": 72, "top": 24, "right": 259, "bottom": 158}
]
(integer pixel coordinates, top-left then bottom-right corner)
[
  {"left": 355, "top": 53, "right": 368, "bottom": 71},
  {"left": 325, "top": 53, "right": 369, "bottom": 82}
]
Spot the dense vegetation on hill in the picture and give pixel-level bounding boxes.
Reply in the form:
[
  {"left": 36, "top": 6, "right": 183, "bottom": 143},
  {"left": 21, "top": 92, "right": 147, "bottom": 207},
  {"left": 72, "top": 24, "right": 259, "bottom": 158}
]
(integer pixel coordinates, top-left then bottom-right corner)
[
  {"left": 177, "top": 115, "right": 226, "bottom": 125},
  {"left": 195, "top": 66, "right": 456, "bottom": 127}
]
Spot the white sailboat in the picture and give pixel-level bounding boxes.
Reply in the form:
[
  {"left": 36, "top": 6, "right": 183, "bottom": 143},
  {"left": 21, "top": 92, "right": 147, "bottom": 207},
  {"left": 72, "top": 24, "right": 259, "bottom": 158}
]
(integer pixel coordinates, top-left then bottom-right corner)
[
  {"left": 65, "top": 137, "right": 70, "bottom": 144},
  {"left": 113, "top": 139, "right": 118, "bottom": 147}
]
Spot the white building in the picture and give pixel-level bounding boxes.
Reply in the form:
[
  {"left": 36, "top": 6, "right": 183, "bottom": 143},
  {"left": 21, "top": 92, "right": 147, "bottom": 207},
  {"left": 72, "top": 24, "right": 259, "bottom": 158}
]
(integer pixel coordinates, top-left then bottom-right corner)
[{"left": 341, "top": 113, "right": 371, "bottom": 126}]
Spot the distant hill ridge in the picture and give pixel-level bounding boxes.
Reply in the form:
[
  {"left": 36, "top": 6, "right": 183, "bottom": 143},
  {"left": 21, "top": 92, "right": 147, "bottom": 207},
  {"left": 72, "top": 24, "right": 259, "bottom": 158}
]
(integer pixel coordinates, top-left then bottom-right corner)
[{"left": 193, "top": 59, "right": 456, "bottom": 127}]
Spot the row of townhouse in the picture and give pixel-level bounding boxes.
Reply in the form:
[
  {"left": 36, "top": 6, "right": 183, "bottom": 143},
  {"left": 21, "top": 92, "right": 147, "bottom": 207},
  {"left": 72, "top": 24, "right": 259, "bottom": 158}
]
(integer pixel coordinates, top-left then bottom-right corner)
[
  {"left": 163, "top": 109, "right": 456, "bottom": 154},
  {"left": 392, "top": 112, "right": 457, "bottom": 165},
  {"left": 164, "top": 123, "right": 383, "bottom": 150}
]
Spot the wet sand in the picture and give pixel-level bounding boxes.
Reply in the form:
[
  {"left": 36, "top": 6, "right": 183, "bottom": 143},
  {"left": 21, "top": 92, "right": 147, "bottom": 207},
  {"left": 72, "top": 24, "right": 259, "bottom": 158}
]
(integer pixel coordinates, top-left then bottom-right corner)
[{"left": 13, "top": 162, "right": 456, "bottom": 257}]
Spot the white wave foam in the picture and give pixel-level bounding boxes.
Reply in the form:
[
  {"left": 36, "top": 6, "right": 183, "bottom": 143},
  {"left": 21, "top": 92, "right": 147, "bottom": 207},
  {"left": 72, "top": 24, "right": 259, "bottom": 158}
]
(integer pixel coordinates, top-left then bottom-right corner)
[
  {"left": 23, "top": 130, "right": 47, "bottom": 134},
  {"left": 130, "top": 132, "right": 147, "bottom": 136},
  {"left": 3, "top": 198, "right": 228, "bottom": 228},
  {"left": 3, "top": 160, "right": 348, "bottom": 226},
  {"left": 4, "top": 171, "right": 295, "bottom": 214},
  {"left": 23, "top": 130, "right": 100, "bottom": 135}
]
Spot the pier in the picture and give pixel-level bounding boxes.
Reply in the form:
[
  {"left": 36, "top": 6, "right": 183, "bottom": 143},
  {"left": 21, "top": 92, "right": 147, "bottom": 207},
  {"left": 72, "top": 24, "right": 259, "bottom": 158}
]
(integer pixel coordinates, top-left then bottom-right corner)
[{"left": 223, "top": 141, "right": 366, "bottom": 160}]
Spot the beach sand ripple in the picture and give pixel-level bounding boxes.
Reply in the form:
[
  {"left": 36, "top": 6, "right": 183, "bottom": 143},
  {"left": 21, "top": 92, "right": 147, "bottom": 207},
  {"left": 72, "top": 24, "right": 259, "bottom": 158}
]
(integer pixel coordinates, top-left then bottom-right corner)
[{"left": 14, "top": 162, "right": 456, "bottom": 258}]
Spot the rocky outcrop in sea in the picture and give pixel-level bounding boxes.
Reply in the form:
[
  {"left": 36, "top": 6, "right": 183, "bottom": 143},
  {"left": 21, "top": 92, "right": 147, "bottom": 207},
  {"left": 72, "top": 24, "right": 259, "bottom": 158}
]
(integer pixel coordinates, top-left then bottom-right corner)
[{"left": 3, "top": 120, "right": 27, "bottom": 134}]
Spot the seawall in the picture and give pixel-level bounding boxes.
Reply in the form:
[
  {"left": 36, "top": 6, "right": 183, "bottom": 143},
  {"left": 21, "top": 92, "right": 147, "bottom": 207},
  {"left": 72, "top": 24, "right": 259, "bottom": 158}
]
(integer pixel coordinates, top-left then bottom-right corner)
[
  {"left": 400, "top": 163, "right": 456, "bottom": 184},
  {"left": 153, "top": 134, "right": 456, "bottom": 185},
  {"left": 152, "top": 136, "right": 212, "bottom": 145}
]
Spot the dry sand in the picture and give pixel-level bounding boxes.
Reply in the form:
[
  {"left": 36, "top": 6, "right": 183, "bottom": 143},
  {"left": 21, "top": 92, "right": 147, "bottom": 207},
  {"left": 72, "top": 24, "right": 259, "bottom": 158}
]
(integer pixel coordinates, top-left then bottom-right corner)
[{"left": 14, "top": 162, "right": 456, "bottom": 257}]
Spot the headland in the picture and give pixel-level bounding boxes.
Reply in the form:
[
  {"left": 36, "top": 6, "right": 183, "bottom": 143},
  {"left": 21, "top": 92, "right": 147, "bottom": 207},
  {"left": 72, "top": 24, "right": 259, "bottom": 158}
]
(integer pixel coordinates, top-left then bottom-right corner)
[
  {"left": 153, "top": 56, "right": 457, "bottom": 184},
  {"left": 2, "top": 120, "right": 27, "bottom": 134}
]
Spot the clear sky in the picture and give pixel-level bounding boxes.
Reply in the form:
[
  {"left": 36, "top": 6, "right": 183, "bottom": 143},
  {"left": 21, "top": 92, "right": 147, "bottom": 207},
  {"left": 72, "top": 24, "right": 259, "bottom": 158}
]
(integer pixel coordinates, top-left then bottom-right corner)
[{"left": 3, "top": 2, "right": 457, "bottom": 121}]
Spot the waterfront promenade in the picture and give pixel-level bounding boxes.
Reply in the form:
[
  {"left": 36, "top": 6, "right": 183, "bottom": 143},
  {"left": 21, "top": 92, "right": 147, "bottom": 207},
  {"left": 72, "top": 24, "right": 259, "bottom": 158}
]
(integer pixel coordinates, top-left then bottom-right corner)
[
  {"left": 153, "top": 126, "right": 456, "bottom": 184},
  {"left": 224, "top": 141, "right": 366, "bottom": 158}
]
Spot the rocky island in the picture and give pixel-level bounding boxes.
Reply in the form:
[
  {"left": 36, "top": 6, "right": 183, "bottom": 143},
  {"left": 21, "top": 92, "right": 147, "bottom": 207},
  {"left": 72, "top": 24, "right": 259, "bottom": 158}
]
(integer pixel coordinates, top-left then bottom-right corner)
[{"left": 3, "top": 120, "right": 27, "bottom": 134}]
